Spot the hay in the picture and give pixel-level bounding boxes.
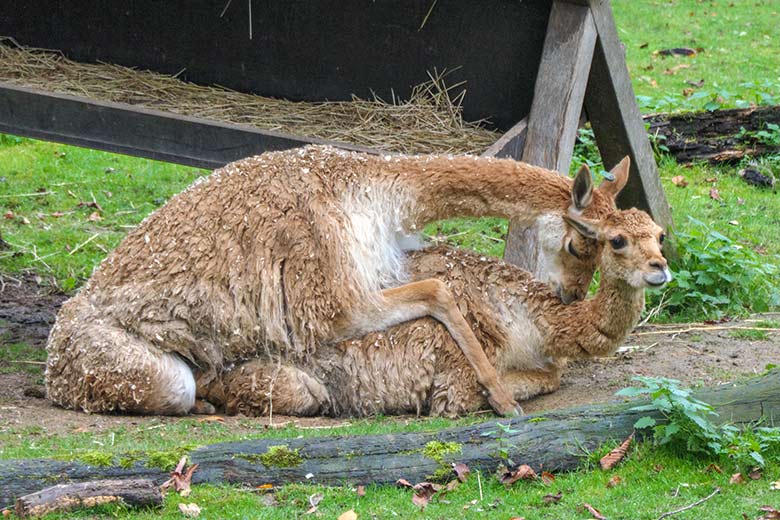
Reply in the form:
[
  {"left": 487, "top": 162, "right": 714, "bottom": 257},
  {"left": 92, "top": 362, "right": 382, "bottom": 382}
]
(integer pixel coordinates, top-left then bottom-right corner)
[{"left": 0, "top": 38, "right": 500, "bottom": 155}]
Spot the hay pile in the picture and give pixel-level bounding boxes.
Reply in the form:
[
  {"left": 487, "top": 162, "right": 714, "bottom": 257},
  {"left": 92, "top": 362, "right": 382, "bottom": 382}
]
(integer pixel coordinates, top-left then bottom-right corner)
[{"left": 0, "top": 39, "right": 499, "bottom": 155}]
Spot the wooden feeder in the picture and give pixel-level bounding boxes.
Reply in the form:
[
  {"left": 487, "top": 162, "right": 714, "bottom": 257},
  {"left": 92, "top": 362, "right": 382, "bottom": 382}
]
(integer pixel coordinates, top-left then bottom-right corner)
[{"left": 0, "top": 0, "right": 673, "bottom": 270}]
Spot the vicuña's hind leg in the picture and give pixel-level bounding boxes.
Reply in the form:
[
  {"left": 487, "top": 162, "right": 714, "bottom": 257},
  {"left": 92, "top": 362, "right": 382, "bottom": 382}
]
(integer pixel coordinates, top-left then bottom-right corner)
[
  {"left": 46, "top": 313, "right": 196, "bottom": 415},
  {"left": 502, "top": 363, "right": 562, "bottom": 402},
  {"left": 335, "top": 279, "right": 521, "bottom": 416},
  {"left": 220, "top": 360, "right": 331, "bottom": 417}
]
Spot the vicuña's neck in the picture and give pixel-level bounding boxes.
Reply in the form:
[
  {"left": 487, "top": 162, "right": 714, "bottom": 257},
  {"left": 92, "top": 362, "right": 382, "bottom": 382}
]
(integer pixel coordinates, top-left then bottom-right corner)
[
  {"left": 381, "top": 155, "right": 573, "bottom": 226},
  {"left": 586, "top": 277, "right": 645, "bottom": 348}
]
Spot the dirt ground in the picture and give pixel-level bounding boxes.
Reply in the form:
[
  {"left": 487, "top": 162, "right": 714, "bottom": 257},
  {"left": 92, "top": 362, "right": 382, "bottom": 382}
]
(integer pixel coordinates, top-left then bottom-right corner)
[{"left": 1, "top": 273, "right": 778, "bottom": 435}]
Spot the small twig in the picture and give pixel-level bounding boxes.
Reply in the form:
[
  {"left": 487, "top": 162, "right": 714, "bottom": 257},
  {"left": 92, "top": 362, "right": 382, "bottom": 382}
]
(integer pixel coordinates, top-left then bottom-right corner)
[
  {"left": 635, "top": 325, "right": 780, "bottom": 336},
  {"left": 476, "top": 470, "right": 483, "bottom": 501},
  {"left": 219, "top": 0, "right": 233, "bottom": 17},
  {"left": 247, "top": 0, "right": 253, "bottom": 40},
  {"left": 418, "top": 0, "right": 439, "bottom": 31},
  {"left": 8, "top": 360, "right": 45, "bottom": 365},
  {"left": 657, "top": 487, "right": 720, "bottom": 520},
  {"left": 0, "top": 191, "right": 56, "bottom": 198},
  {"left": 68, "top": 233, "right": 100, "bottom": 256}
]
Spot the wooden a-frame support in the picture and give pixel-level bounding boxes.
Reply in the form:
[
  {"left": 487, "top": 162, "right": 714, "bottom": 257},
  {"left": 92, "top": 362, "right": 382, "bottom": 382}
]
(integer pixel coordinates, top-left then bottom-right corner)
[{"left": 483, "top": 0, "right": 674, "bottom": 272}]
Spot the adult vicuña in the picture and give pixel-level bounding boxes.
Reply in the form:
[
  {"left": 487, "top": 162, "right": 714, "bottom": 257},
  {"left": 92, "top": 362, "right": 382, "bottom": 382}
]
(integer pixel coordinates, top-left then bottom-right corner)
[
  {"left": 46, "top": 145, "right": 629, "bottom": 416},
  {"left": 206, "top": 208, "right": 671, "bottom": 417}
]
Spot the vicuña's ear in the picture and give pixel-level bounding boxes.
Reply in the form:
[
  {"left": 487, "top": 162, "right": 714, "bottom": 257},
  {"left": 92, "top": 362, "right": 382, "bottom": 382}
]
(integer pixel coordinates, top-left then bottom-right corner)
[
  {"left": 598, "top": 156, "right": 630, "bottom": 200},
  {"left": 564, "top": 214, "right": 600, "bottom": 240},
  {"left": 570, "top": 164, "right": 593, "bottom": 213}
]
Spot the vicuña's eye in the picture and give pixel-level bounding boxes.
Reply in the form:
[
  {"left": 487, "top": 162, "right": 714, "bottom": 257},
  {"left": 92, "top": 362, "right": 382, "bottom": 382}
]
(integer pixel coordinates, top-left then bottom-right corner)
[
  {"left": 566, "top": 239, "right": 580, "bottom": 258},
  {"left": 610, "top": 236, "right": 627, "bottom": 249},
  {"left": 659, "top": 233, "right": 666, "bottom": 245}
]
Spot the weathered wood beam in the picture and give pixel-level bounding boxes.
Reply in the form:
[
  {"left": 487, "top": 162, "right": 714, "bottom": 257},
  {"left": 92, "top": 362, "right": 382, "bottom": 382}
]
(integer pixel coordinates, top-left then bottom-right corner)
[
  {"left": 584, "top": 0, "right": 673, "bottom": 230},
  {"left": 0, "top": 83, "right": 372, "bottom": 171},
  {"left": 481, "top": 117, "right": 528, "bottom": 160},
  {"left": 503, "top": 0, "right": 597, "bottom": 272},
  {"left": 3, "top": 371, "right": 775, "bottom": 508},
  {"left": 14, "top": 479, "right": 162, "bottom": 518}
]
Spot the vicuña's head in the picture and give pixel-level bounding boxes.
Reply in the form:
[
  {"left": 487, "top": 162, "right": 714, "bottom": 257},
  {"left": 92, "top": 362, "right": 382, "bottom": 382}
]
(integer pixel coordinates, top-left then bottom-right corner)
[
  {"left": 535, "top": 157, "right": 631, "bottom": 303},
  {"left": 564, "top": 207, "right": 672, "bottom": 290}
]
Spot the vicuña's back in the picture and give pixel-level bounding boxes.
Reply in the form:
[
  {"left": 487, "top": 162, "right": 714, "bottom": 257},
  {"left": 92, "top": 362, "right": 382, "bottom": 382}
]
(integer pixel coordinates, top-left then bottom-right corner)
[{"left": 46, "top": 145, "right": 628, "bottom": 416}]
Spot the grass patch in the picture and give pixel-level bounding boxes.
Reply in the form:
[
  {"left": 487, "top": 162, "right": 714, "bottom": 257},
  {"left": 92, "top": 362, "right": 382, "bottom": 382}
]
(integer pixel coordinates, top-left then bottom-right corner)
[
  {"left": 0, "top": 341, "right": 46, "bottom": 375},
  {"left": 0, "top": 138, "right": 203, "bottom": 288},
  {"left": 729, "top": 329, "right": 770, "bottom": 341},
  {"left": 754, "top": 319, "right": 780, "bottom": 329}
]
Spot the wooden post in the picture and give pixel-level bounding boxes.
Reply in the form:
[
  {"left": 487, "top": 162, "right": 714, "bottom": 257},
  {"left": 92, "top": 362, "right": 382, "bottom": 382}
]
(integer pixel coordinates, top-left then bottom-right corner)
[
  {"left": 584, "top": 0, "right": 673, "bottom": 230},
  {"left": 502, "top": 0, "right": 597, "bottom": 273}
]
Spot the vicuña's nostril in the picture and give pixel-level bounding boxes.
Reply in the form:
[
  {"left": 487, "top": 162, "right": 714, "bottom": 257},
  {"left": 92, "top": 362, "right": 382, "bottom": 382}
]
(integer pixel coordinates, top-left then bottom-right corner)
[{"left": 649, "top": 261, "right": 666, "bottom": 271}]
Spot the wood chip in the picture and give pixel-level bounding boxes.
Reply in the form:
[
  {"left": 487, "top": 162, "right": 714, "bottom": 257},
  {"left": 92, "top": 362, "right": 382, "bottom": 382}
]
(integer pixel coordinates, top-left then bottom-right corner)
[{"left": 600, "top": 432, "right": 634, "bottom": 470}]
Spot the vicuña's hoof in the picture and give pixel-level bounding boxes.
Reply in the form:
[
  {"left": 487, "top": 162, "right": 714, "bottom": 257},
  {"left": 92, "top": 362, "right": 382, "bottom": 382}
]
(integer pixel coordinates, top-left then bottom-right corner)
[{"left": 488, "top": 395, "right": 523, "bottom": 417}]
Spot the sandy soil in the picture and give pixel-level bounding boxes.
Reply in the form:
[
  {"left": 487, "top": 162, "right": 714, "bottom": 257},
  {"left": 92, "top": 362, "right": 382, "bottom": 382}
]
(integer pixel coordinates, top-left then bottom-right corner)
[{"left": 1, "top": 273, "right": 778, "bottom": 435}]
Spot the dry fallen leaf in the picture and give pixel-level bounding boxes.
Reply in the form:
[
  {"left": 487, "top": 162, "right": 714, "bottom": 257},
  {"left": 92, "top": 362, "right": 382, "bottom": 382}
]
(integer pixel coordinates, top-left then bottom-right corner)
[
  {"left": 356, "top": 485, "right": 366, "bottom": 497},
  {"left": 501, "top": 464, "right": 538, "bottom": 486},
  {"left": 687, "top": 79, "right": 705, "bottom": 88},
  {"left": 600, "top": 432, "right": 634, "bottom": 470},
  {"left": 338, "top": 510, "right": 358, "bottom": 520},
  {"left": 197, "top": 415, "right": 226, "bottom": 423},
  {"left": 3, "top": 509, "right": 12, "bottom": 518},
  {"left": 606, "top": 475, "right": 622, "bottom": 488},
  {"left": 705, "top": 463, "right": 723, "bottom": 474},
  {"left": 709, "top": 187, "right": 722, "bottom": 201},
  {"left": 3, "top": 211, "right": 13, "bottom": 219},
  {"left": 663, "top": 63, "right": 691, "bottom": 75},
  {"left": 771, "top": 480, "right": 780, "bottom": 490},
  {"left": 759, "top": 506, "right": 780, "bottom": 520},
  {"left": 256, "top": 483, "right": 274, "bottom": 490},
  {"left": 50, "top": 211, "right": 66, "bottom": 218},
  {"left": 452, "top": 462, "right": 470, "bottom": 483},
  {"left": 749, "top": 468, "right": 763, "bottom": 480},
  {"left": 671, "top": 175, "right": 688, "bottom": 187},
  {"left": 411, "top": 482, "right": 441, "bottom": 510},
  {"left": 653, "top": 464, "right": 664, "bottom": 472},
  {"left": 543, "top": 491, "right": 563, "bottom": 504},
  {"left": 396, "top": 478, "right": 414, "bottom": 489},
  {"left": 178, "top": 503, "right": 201, "bottom": 518},
  {"left": 682, "top": 87, "right": 695, "bottom": 97},
  {"left": 730, "top": 473, "right": 745, "bottom": 485},
  {"left": 583, "top": 502, "right": 607, "bottom": 519},
  {"left": 161, "top": 457, "right": 199, "bottom": 497},
  {"left": 729, "top": 220, "right": 739, "bottom": 226},
  {"left": 541, "top": 471, "right": 555, "bottom": 485}
]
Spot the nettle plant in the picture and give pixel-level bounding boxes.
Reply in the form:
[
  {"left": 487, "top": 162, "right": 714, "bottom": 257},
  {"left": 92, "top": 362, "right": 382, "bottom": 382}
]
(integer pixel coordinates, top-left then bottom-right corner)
[
  {"left": 648, "top": 217, "right": 780, "bottom": 320},
  {"left": 617, "top": 376, "right": 780, "bottom": 470}
]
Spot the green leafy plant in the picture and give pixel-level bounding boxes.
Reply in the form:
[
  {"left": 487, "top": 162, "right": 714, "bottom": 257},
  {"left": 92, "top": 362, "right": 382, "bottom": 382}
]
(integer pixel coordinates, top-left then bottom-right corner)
[
  {"left": 481, "top": 421, "right": 521, "bottom": 466},
  {"left": 617, "top": 376, "right": 780, "bottom": 469},
  {"left": 648, "top": 217, "right": 780, "bottom": 320}
]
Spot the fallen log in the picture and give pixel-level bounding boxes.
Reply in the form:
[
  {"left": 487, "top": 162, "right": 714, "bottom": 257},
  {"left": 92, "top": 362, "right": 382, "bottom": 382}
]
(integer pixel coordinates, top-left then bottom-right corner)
[
  {"left": 643, "top": 105, "right": 780, "bottom": 163},
  {"left": 14, "top": 478, "right": 162, "bottom": 518},
  {"left": 1, "top": 370, "right": 778, "bottom": 508}
]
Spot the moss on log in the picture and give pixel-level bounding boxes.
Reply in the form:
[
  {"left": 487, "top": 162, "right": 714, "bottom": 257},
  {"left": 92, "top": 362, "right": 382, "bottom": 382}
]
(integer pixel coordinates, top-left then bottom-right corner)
[{"left": 1, "top": 370, "right": 778, "bottom": 508}]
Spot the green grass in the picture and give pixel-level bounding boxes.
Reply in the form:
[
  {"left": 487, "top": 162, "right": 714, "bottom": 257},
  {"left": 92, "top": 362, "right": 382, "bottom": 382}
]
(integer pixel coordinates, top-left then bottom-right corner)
[
  {"left": 0, "top": 136, "right": 204, "bottom": 287},
  {"left": 0, "top": 415, "right": 483, "bottom": 461},
  {"left": 729, "top": 329, "right": 770, "bottom": 341},
  {"left": 0, "top": 340, "right": 46, "bottom": 375},
  {"left": 614, "top": 0, "right": 779, "bottom": 113}
]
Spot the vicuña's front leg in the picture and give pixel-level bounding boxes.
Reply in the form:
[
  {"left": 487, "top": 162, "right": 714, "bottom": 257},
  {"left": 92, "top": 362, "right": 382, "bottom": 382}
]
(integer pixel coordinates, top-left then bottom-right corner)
[
  {"left": 502, "top": 363, "right": 562, "bottom": 404},
  {"left": 336, "top": 278, "right": 521, "bottom": 416}
]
